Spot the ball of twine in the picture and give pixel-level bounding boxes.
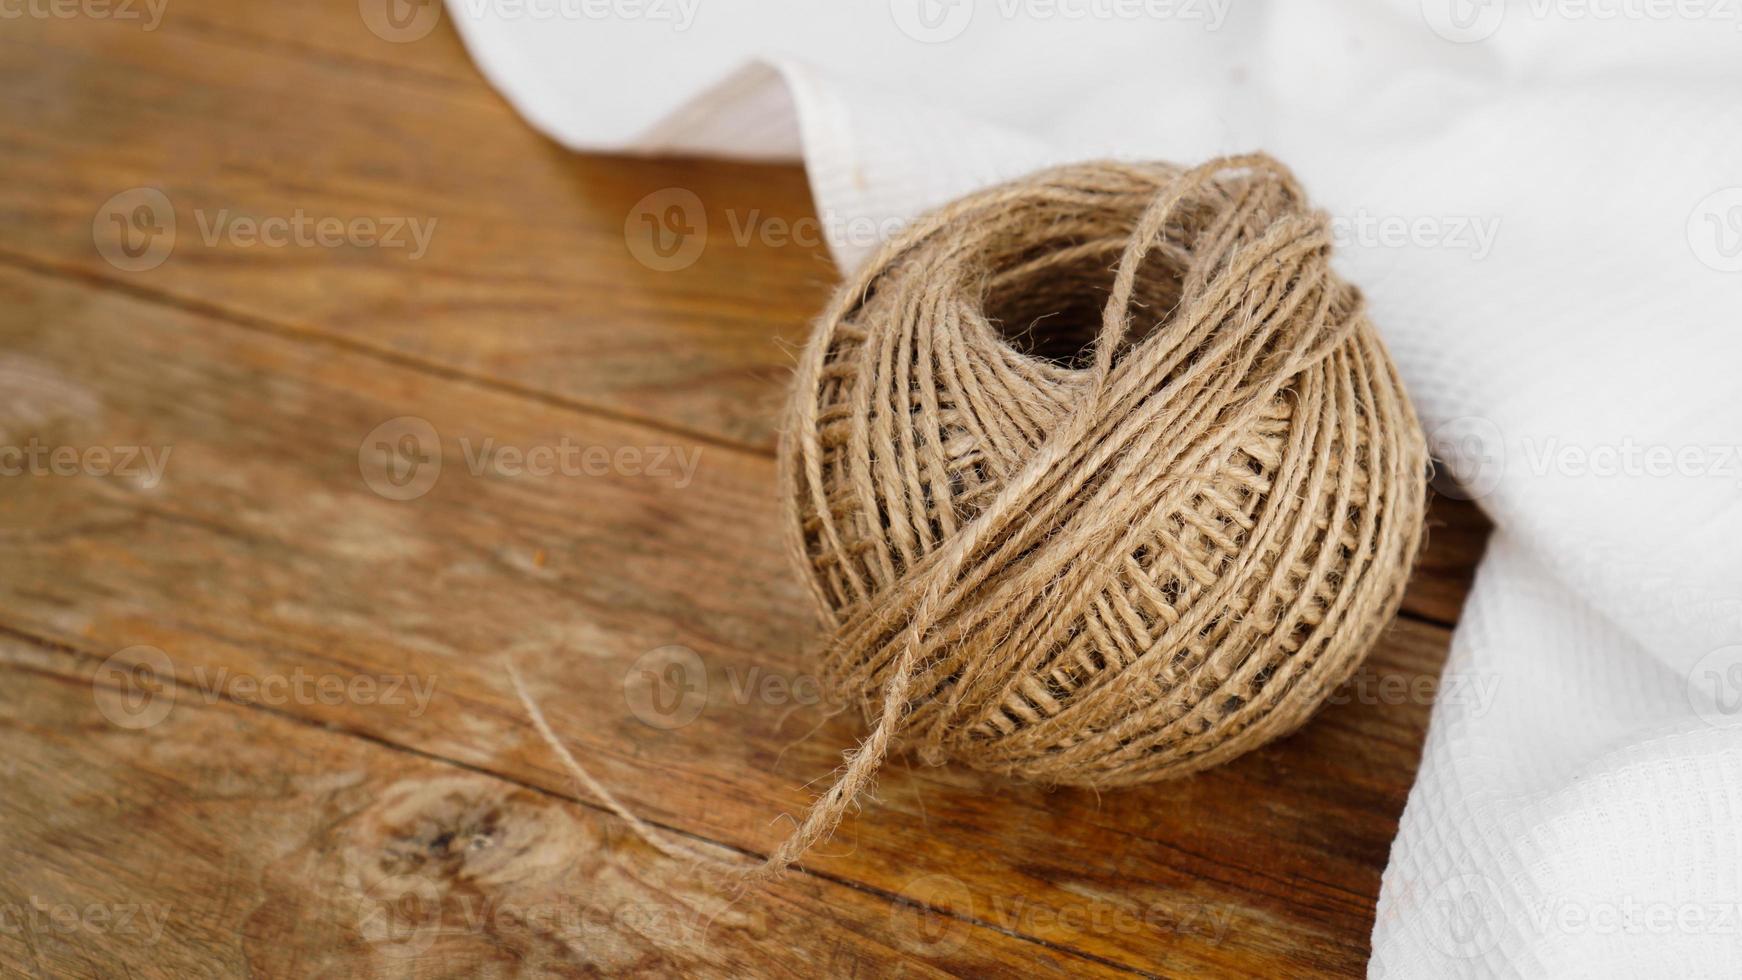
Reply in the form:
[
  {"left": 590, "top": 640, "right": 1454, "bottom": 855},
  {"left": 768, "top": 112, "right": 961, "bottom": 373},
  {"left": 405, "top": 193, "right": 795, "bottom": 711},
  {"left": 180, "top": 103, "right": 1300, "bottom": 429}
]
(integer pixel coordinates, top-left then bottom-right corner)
[{"left": 762, "top": 153, "right": 1427, "bottom": 877}]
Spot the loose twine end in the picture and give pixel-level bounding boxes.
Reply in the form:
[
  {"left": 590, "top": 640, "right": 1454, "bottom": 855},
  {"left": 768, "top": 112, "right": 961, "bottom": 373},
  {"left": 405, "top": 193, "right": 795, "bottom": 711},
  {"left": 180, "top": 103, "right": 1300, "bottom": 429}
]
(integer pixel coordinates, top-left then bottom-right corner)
[{"left": 503, "top": 655, "right": 869, "bottom": 890}]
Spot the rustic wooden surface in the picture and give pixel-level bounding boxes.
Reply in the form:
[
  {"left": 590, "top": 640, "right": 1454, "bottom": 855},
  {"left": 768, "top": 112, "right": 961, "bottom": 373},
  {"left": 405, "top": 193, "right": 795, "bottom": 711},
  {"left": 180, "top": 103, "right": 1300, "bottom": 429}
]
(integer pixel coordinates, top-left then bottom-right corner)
[{"left": 0, "top": 3, "right": 1491, "bottom": 977}]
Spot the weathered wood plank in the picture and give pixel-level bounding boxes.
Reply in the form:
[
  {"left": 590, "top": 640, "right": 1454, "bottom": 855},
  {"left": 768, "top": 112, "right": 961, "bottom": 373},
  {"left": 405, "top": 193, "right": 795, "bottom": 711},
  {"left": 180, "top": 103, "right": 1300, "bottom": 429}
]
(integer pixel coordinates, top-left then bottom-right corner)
[
  {"left": 1, "top": 13, "right": 832, "bottom": 450},
  {"left": 0, "top": 259, "right": 1459, "bottom": 975},
  {"left": 172, "top": 0, "right": 487, "bottom": 82},
  {"left": 0, "top": 638, "right": 1130, "bottom": 978}
]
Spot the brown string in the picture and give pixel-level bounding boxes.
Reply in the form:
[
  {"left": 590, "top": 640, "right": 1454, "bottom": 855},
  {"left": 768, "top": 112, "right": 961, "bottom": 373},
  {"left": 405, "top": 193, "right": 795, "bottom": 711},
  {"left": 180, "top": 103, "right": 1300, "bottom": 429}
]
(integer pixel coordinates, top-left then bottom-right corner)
[{"left": 764, "top": 153, "right": 1428, "bottom": 879}]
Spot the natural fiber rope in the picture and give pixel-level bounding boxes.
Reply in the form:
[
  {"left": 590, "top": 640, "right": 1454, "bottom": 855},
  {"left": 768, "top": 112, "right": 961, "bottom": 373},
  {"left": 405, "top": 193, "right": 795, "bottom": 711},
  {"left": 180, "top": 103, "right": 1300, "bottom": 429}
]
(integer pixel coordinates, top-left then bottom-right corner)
[{"left": 762, "top": 153, "right": 1428, "bottom": 878}]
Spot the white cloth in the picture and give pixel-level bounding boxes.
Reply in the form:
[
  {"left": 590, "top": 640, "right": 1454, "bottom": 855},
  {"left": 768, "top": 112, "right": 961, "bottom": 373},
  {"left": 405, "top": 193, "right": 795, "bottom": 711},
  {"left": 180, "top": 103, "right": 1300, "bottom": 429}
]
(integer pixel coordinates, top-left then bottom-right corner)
[{"left": 445, "top": 2, "right": 1742, "bottom": 974}]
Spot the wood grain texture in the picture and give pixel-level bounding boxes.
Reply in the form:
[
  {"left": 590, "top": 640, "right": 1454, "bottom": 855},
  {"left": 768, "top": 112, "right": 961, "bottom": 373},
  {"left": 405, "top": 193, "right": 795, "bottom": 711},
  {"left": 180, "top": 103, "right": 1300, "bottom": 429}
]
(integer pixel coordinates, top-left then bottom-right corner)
[
  {"left": 0, "top": 3, "right": 1490, "bottom": 977},
  {"left": 1, "top": 11, "right": 830, "bottom": 449},
  {"left": 1, "top": 643, "right": 1123, "bottom": 978}
]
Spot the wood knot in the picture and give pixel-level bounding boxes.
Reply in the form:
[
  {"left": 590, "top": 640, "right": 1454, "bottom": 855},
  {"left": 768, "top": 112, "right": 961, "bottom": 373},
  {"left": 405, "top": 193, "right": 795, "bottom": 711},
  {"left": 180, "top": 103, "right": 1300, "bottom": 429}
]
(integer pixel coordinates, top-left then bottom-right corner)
[{"left": 347, "top": 774, "right": 586, "bottom": 894}]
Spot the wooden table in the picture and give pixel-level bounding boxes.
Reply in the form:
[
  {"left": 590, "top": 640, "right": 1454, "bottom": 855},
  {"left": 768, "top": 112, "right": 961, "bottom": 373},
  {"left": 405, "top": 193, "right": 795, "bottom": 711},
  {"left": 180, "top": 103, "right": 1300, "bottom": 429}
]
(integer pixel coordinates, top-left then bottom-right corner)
[{"left": 0, "top": 4, "right": 1489, "bottom": 976}]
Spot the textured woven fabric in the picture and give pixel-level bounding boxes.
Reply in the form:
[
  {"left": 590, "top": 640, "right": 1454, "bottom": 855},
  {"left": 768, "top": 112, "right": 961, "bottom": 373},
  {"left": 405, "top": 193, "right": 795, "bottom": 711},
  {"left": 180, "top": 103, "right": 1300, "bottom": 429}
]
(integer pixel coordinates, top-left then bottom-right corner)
[{"left": 450, "top": 2, "right": 1742, "bottom": 973}]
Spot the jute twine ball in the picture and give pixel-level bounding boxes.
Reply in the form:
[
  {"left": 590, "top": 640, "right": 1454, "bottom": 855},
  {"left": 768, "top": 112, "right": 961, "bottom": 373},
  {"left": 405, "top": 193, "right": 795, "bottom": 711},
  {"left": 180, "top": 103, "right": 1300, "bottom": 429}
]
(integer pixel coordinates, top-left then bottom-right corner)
[{"left": 766, "top": 154, "right": 1426, "bottom": 873}]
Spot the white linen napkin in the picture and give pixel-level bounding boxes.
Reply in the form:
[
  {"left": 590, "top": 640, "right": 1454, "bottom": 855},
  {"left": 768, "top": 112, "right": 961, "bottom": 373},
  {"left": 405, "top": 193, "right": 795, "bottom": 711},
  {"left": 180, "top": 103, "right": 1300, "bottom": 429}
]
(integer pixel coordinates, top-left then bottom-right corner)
[{"left": 440, "top": 1, "right": 1742, "bottom": 973}]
